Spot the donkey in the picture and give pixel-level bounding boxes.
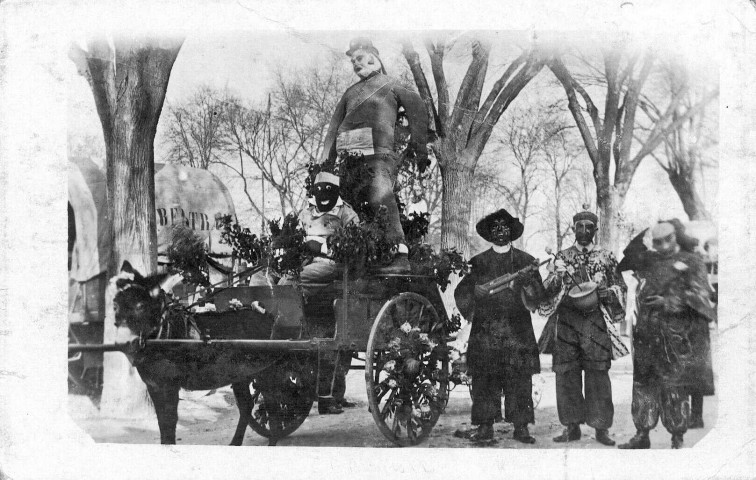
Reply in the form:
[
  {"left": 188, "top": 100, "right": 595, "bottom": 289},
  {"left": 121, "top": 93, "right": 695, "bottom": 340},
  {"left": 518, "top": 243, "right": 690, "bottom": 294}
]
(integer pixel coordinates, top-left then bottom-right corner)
[{"left": 112, "top": 261, "right": 308, "bottom": 446}]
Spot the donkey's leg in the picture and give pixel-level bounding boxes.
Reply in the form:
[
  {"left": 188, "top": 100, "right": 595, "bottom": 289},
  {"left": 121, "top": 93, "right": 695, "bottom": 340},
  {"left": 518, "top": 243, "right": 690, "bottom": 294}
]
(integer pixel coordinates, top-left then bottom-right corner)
[
  {"left": 264, "top": 391, "right": 283, "bottom": 447},
  {"left": 146, "top": 383, "right": 180, "bottom": 444},
  {"left": 230, "top": 382, "right": 253, "bottom": 446}
]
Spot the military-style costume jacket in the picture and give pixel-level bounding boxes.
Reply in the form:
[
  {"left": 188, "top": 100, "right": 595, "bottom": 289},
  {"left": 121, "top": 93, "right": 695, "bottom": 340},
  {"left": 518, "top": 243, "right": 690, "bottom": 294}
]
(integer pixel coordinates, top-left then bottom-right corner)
[
  {"left": 321, "top": 72, "right": 428, "bottom": 162},
  {"left": 542, "top": 245, "right": 628, "bottom": 372}
]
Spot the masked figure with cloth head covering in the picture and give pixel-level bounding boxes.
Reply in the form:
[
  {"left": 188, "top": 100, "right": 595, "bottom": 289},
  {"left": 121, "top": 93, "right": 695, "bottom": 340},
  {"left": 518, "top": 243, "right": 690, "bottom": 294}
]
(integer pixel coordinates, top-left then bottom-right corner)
[
  {"left": 540, "top": 205, "right": 627, "bottom": 446},
  {"left": 454, "top": 209, "right": 545, "bottom": 443},
  {"left": 616, "top": 220, "right": 715, "bottom": 449},
  {"left": 321, "top": 37, "right": 430, "bottom": 274}
]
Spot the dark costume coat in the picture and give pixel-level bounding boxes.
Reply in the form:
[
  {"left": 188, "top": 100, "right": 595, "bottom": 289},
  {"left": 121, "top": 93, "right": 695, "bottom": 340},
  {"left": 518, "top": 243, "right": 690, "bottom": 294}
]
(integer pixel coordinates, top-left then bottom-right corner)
[
  {"left": 620, "top": 236, "right": 715, "bottom": 396},
  {"left": 321, "top": 72, "right": 428, "bottom": 162},
  {"left": 455, "top": 247, "right": 541, "bottom": 377}
]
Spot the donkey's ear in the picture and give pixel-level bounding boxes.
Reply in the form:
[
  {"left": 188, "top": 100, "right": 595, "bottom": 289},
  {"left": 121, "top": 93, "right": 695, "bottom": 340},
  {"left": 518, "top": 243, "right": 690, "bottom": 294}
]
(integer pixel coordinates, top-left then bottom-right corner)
[
  {"left": 147, "top": 273, "right": 170, "bottom": 298},
  {"left": 120, "top": 261, "right": 147, "bottom": 283}
]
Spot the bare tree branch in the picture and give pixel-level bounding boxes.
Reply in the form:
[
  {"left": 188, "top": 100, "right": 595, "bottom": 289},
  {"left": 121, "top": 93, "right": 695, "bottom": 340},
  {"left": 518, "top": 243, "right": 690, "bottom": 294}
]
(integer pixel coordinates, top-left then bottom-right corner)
[
  {"left": 448, "top": 39, "right": 490, "bottom": 139},
  {"left": 548, "top": 57, "right": 600, "bottom": 164},
  {"left": 424, "top": 38, "right": 450, "bottom": 125}
]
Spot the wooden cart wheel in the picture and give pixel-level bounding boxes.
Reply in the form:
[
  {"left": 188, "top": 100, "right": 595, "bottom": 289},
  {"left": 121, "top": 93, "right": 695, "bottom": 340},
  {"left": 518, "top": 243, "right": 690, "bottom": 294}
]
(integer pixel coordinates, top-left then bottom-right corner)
[
  {"left": 365, "top": 293, "right": 449, "bottom": 447},
  {"left": 247, "top": 377, "right": 314, "bottom": 442}
]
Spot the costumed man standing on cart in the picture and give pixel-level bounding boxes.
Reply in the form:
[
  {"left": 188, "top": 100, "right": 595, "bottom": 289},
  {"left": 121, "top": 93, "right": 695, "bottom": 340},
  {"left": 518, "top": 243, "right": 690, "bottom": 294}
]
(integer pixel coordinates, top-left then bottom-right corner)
[
  {"left": 616, "top": 220, "right": 715, "bottom": 449},
  {"left": 540, "top": 205, "right": 628, "bottom": 446},
  {"left": 281, "top": 172, "right": 359, "bottom": 414},
  {"left": 320, "top": 37, "right": 429, "bottom": 274},
  {"left": 454, "top": 209, "right": 546, "bottom": 443}
]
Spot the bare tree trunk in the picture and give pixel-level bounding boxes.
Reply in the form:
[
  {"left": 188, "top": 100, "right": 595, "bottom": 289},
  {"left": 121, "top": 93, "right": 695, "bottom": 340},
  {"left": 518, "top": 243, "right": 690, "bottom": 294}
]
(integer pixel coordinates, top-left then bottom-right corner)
[
  {"left": 438, "top": 149, "right": 475, "bottom": 255},
  {"left": 71, "top": 36, "right": 183, "bottom": 417},
  {"left": 555, "top": 181, "right": 562, "bottom": 251},
  {"left": 668, "top": 170, "right": 711, "bottom": 220},
  {"left": 402, "top": 38, "right": 545, "bottom": 258},
  {"left": 597, "top": 184, "right": 623, "bottom": 252}
]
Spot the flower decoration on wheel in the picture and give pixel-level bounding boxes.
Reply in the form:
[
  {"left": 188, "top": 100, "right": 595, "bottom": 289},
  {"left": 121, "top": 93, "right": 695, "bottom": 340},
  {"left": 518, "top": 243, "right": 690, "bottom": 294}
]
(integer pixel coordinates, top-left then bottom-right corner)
[{"left": 367, "top": 295, "right": 450, "bottom": 445}]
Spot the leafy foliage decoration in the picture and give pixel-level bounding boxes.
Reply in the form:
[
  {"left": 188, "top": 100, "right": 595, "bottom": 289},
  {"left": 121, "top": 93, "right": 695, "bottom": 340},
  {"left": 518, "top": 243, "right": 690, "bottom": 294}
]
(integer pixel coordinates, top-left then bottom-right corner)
[
  {"left": 166, "top": 225, "right": 210, "bottom": 286},
  {"left": 219, "top": 214, "right": 307, "bottom": 278}
]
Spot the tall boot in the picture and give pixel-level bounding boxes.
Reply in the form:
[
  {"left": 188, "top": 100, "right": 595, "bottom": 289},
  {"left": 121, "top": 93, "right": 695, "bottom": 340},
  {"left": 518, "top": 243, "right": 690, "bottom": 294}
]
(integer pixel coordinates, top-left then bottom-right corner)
[
  {"left": 689, "top": 394, "right": 704, "bottom": 429},
  {"left": 617, "top": 429, "right": 650, "bottom": 449}
]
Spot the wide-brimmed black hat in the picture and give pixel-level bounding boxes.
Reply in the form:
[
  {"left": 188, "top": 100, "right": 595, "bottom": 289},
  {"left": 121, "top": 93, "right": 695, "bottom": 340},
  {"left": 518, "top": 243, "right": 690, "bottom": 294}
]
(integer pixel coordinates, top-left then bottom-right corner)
[{"left": 476, "top": 209, "right": 524, "bottom": 243}]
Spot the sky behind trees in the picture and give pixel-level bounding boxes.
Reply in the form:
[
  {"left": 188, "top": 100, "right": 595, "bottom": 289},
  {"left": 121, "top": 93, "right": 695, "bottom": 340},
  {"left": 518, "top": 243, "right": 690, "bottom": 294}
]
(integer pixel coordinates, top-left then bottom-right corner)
[{"left": 67, "top": 30, "right": 719, "bottom": 256}]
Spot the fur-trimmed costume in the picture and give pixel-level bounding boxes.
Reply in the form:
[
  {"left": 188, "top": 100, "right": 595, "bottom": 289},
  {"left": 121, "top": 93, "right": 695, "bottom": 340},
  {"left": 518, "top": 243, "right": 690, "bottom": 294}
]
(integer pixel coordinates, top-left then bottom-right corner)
[{"left": 619, "top": 231, "right": 715, "bottom": 436}]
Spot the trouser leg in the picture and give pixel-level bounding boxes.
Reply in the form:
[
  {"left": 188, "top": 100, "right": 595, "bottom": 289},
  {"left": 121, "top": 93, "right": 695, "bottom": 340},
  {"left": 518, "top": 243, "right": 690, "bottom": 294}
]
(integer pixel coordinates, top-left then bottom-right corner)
[
  {"left": 691, "top": 393, "right": 704, "bottom": 418},
  {"left": 299, "top": 257, "right": 340, "bottom": 286},
  {"left": 630, "top": 380, "right": 661, "bottom": 431},
  {"left": 660, "top": 386, "right": 690, "bottom": 435},
  {"left": 317, "top": 351, "right": 338, "bottom": 399},
  {"left": 556, "top": 368, "right": 586, "bottom": 426},
  {"left": 584, "top": 369, "right": 614, "bottom": 430},
  {"left": 345, "top": 154, "right": 405, "bottom": 245},
  {"left": 471, "top": 370, "right": 502, "bottom": 426},
  {"left": 333, "top": 350, "right": 352, "bottom": 402},
  {"left": 504, "top": 374, "right": 535, "bottom": 426}
]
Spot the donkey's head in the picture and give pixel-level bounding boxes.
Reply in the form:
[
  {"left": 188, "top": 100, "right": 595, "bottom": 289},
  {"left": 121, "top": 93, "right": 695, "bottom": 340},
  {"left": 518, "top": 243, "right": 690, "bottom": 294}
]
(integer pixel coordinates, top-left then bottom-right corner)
[{"left": 112, "top": 261, "right": 172, "bottom": 343}]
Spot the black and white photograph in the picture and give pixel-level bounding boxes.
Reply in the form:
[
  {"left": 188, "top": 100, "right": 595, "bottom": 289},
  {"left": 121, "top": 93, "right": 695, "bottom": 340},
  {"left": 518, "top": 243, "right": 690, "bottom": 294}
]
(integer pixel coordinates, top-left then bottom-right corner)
[{"left": 1, "top": 0, "right": 755, "bottom": 478}]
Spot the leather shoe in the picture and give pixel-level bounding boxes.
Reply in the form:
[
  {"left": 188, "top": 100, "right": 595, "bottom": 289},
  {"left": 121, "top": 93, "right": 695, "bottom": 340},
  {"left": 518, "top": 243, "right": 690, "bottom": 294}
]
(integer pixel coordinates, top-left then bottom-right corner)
[
  {"left": 688, "top": 415, "right": 704, "bottom": 429},
  {"left": 374, "top": 253, "right": 411, "bottom": 274},
  {"left": 617, "top": 430, "right": 650, "bottom": 449},
  {"left": 318, "top": 402, "right": 344, "bottom": 415},
  {"left": 595, "top": 429, "right": 615, "bottom": 446},
  {"left": 337, "top": 399, "right": 358, "bottom": 409},
  {"left": 513, "top": 425, "right": 536, "bottom": 444},
  {"left": 553, "top": 423, "right": 581, "bottom": 442},
  {"left": 671, "top": 433, "right": 684, "bottom": 449},
  {"left": 469, "top": 424, "right": 494, "bottom": 442}
]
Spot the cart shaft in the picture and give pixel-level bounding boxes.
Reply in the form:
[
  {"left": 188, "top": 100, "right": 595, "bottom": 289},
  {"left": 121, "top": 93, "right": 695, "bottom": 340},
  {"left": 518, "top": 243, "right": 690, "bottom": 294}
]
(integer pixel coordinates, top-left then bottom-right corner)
[
  {"left": 146, "top": 339, "right": 319, "bottom": 352},
  {"left": 69, "top": 338, "right": 339, "bottom": 355},
  {"left": 68, "top": 343, "right": 131, "bottom": 353}
]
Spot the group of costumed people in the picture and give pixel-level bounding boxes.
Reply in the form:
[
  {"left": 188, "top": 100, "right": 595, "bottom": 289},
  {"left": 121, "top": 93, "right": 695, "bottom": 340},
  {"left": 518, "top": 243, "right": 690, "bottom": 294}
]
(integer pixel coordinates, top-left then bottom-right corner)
[
  {"left": 265, "top": 36, "right": 716, "bottom": 446},
  {"left": 453, "top": 205, "right": 715, "bottom": 449}
]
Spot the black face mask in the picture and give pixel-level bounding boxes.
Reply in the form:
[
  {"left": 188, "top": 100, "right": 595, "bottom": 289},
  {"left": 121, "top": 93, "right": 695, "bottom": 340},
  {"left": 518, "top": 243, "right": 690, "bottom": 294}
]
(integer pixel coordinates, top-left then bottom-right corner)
[
  {"left": 313, "top": 183, "right": 339, "bottom": 212},
  {"left": 490, "top": 220, "right": 511, "bottom": 247},
  {"left": 574, "top": 221, "right": 597, "bottom": 246}
]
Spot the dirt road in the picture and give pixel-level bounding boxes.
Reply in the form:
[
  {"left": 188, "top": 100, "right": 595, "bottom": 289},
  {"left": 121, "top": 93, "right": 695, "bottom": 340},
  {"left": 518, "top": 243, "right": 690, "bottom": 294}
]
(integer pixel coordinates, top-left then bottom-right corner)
[{"left": 68, "top": 367, "right": 716, "bottom": 449}]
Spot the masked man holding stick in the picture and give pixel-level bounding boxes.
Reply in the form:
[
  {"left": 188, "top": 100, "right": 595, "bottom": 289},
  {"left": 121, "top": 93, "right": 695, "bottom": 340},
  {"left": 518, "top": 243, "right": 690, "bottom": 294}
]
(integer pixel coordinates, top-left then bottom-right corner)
[
  {"left": 540, "top": 205, "right": 628, "bottom": 446},
  {"left": 321, "top": 37, "right": 429, "bottom": 274},
  {"left": 454, "top": 209, "right": 546, "bottom": 444}
]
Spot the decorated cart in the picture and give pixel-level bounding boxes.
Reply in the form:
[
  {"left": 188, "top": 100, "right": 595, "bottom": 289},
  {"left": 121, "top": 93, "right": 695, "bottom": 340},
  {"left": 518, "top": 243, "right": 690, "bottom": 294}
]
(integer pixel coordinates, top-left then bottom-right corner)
[{"left": 71, "top": 262, "right": 455, "bottom": 447}]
